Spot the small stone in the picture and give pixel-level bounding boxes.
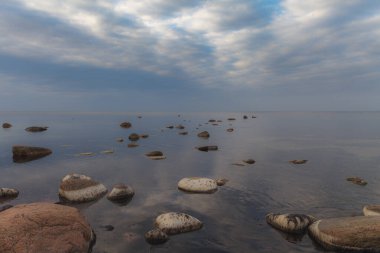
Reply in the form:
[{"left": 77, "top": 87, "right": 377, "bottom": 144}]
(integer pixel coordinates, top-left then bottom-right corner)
[
  {"left": 243, "top": 115, "right": 248, "bottom": 119},
  {"left": 216, "top": 178, "right": 228, "bottom": 186},
  {"left": 347, "top": 177, "right": 367, "bottom": 186},
  {"left": 25, "top": 126, "right": 48, "bottom": 132},
  {"left": 12, "top": 146, "right": 52, "bottom": 163},
  {"left": 266, "top": 213, "right": 316, "bottom": 233},
  {"left": 59, "top": 173, "right": 107, "bottom": 203},
  {"left": 363, "top": 205, "right": 380, "bottom": 216},
  {"left": 208, "top": 119, "right": 216, "bottom": 123},
  {"left": 78, "top": 152, "right": 95, "bottom": 156},
  {"left": 116, "top": 138, "right": 124, "bottom": 142},
  {"left": 227, "top": 118, "right": 236, "bottom": 121},
  {"left": 178, "top": 177, "right": 218, "bottom": 193},
  {"left": 140, "top": 134, "right": 149, "bottom": 138},
  {"left": 289, "top": 160, "right": 308, "bottom": 164},
  {"left": 120, "top": 122, "right": 132, "bottom": 128},
  {"left": 100, "top": 225, "right": 114, "bottom": 231},
  {"left": 232, "top": 163, "right": 245, "bottom": 166},
  {"left": 107, "top": 184, "right": 134, "bottom": 201},
  {"left": 100, "top": 150, "right": 114, "bottom": 154},
  {"left": 175, "top": 125, "right": 185, "bottom": 129},
  {"left": 197, "top": 146, "right": 218, "bottom": 152},
  {"left": 128, "top": 143, "right": 139, "bottom": 148},
  {"left": 166, "top": 125, "right": 174, "bottom": 129},
  {"left": 154, "top": 212, "right": 203, "bottom": 235},
  {"left": 226, "top": 128, "right": 234, "bottom": 132},
  {"left": 179, "top": 131, "right": 188, "bottom": 135},
  {"left": 197, "top": 131, "right": 210, "bottom": 138},
  {"left": 252, "top": 115, "right": 257, "bottom": 118},
  {"left": 243, "top": 159, "right": 256, "bottom": 164},
  {"left": 145, "top": 228, "right": 169, "bottom": 244},
  {"left": 128, "top": 133, "right": 140, "bottom": 141},
  {"left": 2, "top": 123, "right": 12, "bottom": 128},
  {"left": 0, "top": 188, "right": 19, "bottom": 199},
  {"left": 0, "top": 205, "right": 13, "bottom": 212},
  {"left": 146, "top": 151, "right": 163, "bottom": 157}
]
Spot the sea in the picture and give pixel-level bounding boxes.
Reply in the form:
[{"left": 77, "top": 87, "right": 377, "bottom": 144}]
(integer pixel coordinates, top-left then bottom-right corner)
[{"left": 1, "top": 111, "right": 380, "bottom": 253}]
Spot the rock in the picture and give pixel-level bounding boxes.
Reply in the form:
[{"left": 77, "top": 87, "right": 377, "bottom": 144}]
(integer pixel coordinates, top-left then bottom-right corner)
[
  {"left": 216, "top": 178, "right": 228, "bottom": 186},
  {"left": 0, "top": 188, "right": 19, "bottom": 199},
  {"left": 12, "top": 146, "right": 52, "bottom": 163},
  {"left": 178, "top": 177, "right": 218, "bottom": 193},
  {"left": 100, "top": 225, "right": 114, "bottom": 231},
  {"left": 166, "top": 125, "right": 174, "bottom": 129},
  {"left": 175, "top": 125, "right": 185, "bottom": 129},
  {"left": 0, "top": 205, "right": 13, "bottom": 212},
  {"left": 78, "top": 152, "right": 95, "bottom": 156},
  {"left": 227, "top": 118, "right": 236, "bottom": 121},
  {"left": 243, "top": 159, "right": 256, "bottom": 164},
  {"left": 289, "top": 160, "right": 308, "bottom": 164},
  {"left": 308, "top": 216, "right": 380, "bottom": 252},
  {"left": 145, "top": 228, "right": 169, "bottom": 244},
  {"left": 120, "top": 122, "right": 132, "bottom": 128},
  {"left": 363, "top": 205, "right": 380, "bottom": 216},
  {"left": 347, "top": 177, "right": 367, "bottom": 186},
  {"left": 100, "top": 150, "right": 114, "bottom": 154},
  {"left": 140, "top": 134, "right": 149, "bottom": 138},
  {"left": 154, "top": 212, "right": 203, "bottom": 235},
  {"left": 266, "top": 213, "right": 316, "bottom": 233},
  {"left": 226, "top": 128, "right": 234, "bottom": 132},
  {"left": 0, "top": 202, "right": 95, "bottom": 253},
  {"left": 145, "top": 151, "right": 166, "bottom": 160},
  {"left": 25, "top": 126, "right": 48, "bottom": 132},
  {"left": 252, "top": 115, "right": 257, "bottom": 118},
  {"left": 197, "top": 131, "right": 210, "bottom": 138},
  {"left": 116, "top": 138, "right": 124, "bottom": 142},
  {"left": 59, "top": 173, "right": 107, "bottom": 203},
  {"left": 243, "top": 115, "right": 248, "bottom": 119},
  {"left": 2, "top": 123, "right": 12, "bottom": 129},
  {"left": 197, "top": 146, "right": 218, "bottom": 152},
  {"left": 208, "top": 119, "right": 216, "bottom": 122},
  {"left": 179, "top": 131, "right": 188, "bottom": 135},
  {"left": 128, "top": 133, "right": 140, "bottom": 141},
  {"left": 107, "top": 184, "right": 134, "bottom": 201},
  {"left": 232, "top": 162, "right": 246, "bottom": 166},
  {"left": 128, "top": 143, "right": 139, "bottom": 148}
]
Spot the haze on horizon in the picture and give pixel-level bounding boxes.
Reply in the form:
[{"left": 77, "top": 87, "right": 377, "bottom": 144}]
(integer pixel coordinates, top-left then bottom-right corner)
[{"left": 0, "top": 1, "right": 379, "bottom": 112}]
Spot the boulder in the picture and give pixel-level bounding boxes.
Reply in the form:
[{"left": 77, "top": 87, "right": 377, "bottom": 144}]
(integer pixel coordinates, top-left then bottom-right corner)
[
  {"left": 266, "top": 213, "right": 316, "bottom": 233},
  {"left": 25, "top": 126, "right": 48, "bottom": 132},
  {"left": 2, "top": 123, "right": 12, "bottom": 129},
  {"left": 308, "top": 216, "right": 380, "bottom": 251},
  {"left": 154, "top": 212, "right": 203, "bottom": 235},
  {"left": 197, "top": 146, "right": 218, "bottom": 152},
  {"left": 145, "top": 228, "right": 169, "bottom": 244},
  {"left": 120, "top": 122, "right": 132, "bottom": 128},
  {"left": 0, "top": 188, "right": 19, "bottom": 199},
  {"left": 128, "top": 133, "right": 140, "bottom": 141},
  {"left": 197, "top": 131, "right": 210, "bottom": 138},
  {"left": 178, "top": 177, "right": 218, "bottom": 193},
  {"left": 0, "top": 202, "right": 95, "bottom": 253},
  {"left": 363, "top": 205, "right": 380, "bottom": 216},
  {"left": 59, "top": 173, "right": 107, "bottom": 203},
  {"left": 107, "top": 184, "right": 134, "bottom": 202},
  {"left": 12, "top": 146, "right": 52, "bottom": 163}
]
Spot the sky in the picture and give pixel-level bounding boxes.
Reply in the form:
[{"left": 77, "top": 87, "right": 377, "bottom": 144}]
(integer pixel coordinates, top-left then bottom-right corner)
[{"left": 0, "top": 0, "right": 379, "bottom": 112}]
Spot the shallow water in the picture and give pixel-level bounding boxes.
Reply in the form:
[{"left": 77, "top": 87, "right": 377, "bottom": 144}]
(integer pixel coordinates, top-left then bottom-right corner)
[{"left": 1, "top": 111, "right": 380, "bottom": 253}]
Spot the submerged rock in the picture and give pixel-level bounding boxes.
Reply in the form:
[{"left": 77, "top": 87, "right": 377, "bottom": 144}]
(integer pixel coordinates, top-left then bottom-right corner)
[
  {"left": 0, "top": 188, "right": 19, "bottom": 199},
  {"left": 166, "top": 125, "right": 174, "bottom": 129},
  {"left": 145, "top": 228, "right": 169, "bottom": 244},
  {"left": 308, "top": 216, "right": 380, "bottom": 252},
  {"left": 175, "top": 124, "right": 185, "bottom": 129},
  {"left": 289, "top": 160, "right": 308, "bottom": 164},
  {"left": 179, "top": 131, "right": 188, "bottom": 135},
  {"left": 25, "top": 126, "right": 48, "bottom": 132},
  {"left": 128, "top": 133, "right": 140, "bottom": 141},
  {"left": 120, "top": 122, "right": 132, "bottom": 128},
  {"left": 0, "top": 202, "right": 95, "bottom": 253},
  {"left": 59, "top": 173, "right": 107, "bottom": 203},
  {"left": 154, "top": 212, "right": 203, "bottom": 235},
  {"left": 116, "top": 138, "right": 124, "bottom": 142},
  {"left": 347, "top": 177, "right": 367, "bottom": 186},
  {"left": 2, "top": 123, "right": 12, "bottom": 129},
  {"left": 178, "top": 177, "right": 217, "bottom": 193},
  {"left": 12, "top": 146, "right": 52, "bottom": 163},
  {"left": 140, "top": 134, "right": 149, "bottom": 138},
  {"left": 197, "top": 146, "right": 218, "bottom": 152},
  {"left": 107, "top": 184, "right": 134, "bottom": 202},
  {"left": 363, "top": 205, "right": 380, "bottom": 216},
  {"left": 266, "top": 213, "right": 316, "bottom": 233},
  {"left": 197, "top": 131, "right": 210, "bottom": 138},
  {"left": 243, "top": 159, "right": 256, "bottom": 164},
  {"left": 216, "top": 178, "right": 228, "bottom": 186}
]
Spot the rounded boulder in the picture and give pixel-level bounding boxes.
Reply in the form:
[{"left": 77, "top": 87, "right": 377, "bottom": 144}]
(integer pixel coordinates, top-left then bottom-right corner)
[
  {"left": 154, "top": 212, "right": 203, "bottom": 235},
  {"left": 178, "top": 177, "right": 217, "bottom": 193}
]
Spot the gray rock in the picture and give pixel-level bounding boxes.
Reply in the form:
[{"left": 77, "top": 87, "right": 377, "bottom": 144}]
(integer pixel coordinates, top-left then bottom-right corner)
[
  {"left": 197, "top": 131, "right": 210, "bottom": 138},
  {"left": 128, "top": 133, "right": 140, "bottom": 141},
  {"left": 2, "top": 123, "right": 12, "bottom": 129},
  {"left": 25, "top": 126, "right": 48, "bottom": 132},
  {"left": 175, "top": 125, "right": 185, "bottom": 129},
  {"left": 289, "top": 160, "right": 308, "bottom": 164},
  {"left": 145, "top": 228, "right": 169, "bottom": 244},
  {"left": 308, "top": 216, "right": 380, "bottom": 251},
  {"left": 243, "top": 159, "right": 256, "bottom": 164},
  {"left": 178, "top": 177, "right": 218, "bottom": 193},
  {"left": 226, "top": 128, "right": 234, "bottom": 132},
  {"left": 154, "top": 212, "right": 203, "bottom": 235},
  {"left": 0, "top": 188, "right": 19, "bottom": 199},
  {"left": 107, "top": 184, "right": 134, "bottom": 201},
  {"left": 179, "top": 131, "right": 188, "bottom": 135},
  {"left": 12, "top": 146, "right": 52, "bottom": 163},
  {"left": 266, "top": 213, "right": 316, "bottom": 233},
  {"left": 197, "top": 146, "right": 218, "bottom": 152},
  {"left": 59, "top": 173, "right": 107, "bottom": 203},
  {"left": 363, "top": 205, "right": 380, "bottom": 216},
  {"left": 120, "top": 122, "right": 132, "bottom": 128}
]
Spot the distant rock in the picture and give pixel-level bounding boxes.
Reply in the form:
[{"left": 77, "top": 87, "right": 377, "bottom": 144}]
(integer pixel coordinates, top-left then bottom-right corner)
[
  {"left": 266, "top": 213, "right": 316, "bottom": 233},
  {"left": 166, "top": 125, "right": 174, "bottom": 129},
  {"left": 243, "top": 115, "right": 248, "bottom": 119},
  {"left": 127, "top": 143, "right": 139, "bottom": 148},
  {"left": 25, "top": 126, "right": 48, "bottom": 132},
  {"left": 347, "top": 176, "right": 367, "bottom": 186},
  {"left": 243, "top": 159, "right": 256, "bottom": 164},
  {"left": 0, "top": 205, "right": 13, "bottom": 212},
  {"left": 179, "top": 131, "right": 188, "bottom": 135},
  {"left": 145, "top": 151, "right": 166, "bottom": 160},
  {"left": 216, "top": 178, "right": 228, "bottom": 186},
  {"left": 116, "top": 138, "right": 124, "bottom": 142},
  {"left": 154, "top": 212, "right": 203, "bottom": 235},
  {"left": 0, "top": 202, "right": 95, "bottom": 253},
  {"left": 59, "top": 173, "right": 107, "bottom": 203},
  {"left": 308, "top": 216, "right": 380, "bottom": 252},
  {"left": 100, "top": 150, "right": 114, "bottom": 154},
  {"left": 197, "top": 131, "right": 210, "bottom": 138},
  {"left": 128, "top": 133, "right": 140, "bottom": 141},
  {"left": 227, "top": 118, "right": 236, "bottom": 121},
  {"left": 363, "top": 205, "right": 380, "bottom": 216},
  {"left": 100, "top": 225, "right": 114, "bottom": 231},
  {"left": 77, "top": 152, "right": 95, "bottom": 156},
  {"left": 289, "top": 160, "right": 308, "bottom": 164},
  {"left": 226, "top": 128, "right": 234, "bottom": 132},
  {"left": 140, "top": 134, "right": 149, "bottom": 138},
  {"left": 12, "top": 146, "right": 52, "bottom": 163},
  {"left": 178, "top": 177, "right": 218, "bottom": 193},
  {"left": 208, "top": 119, "right": 216, "bottom": 123},
  {"left": 197, "top": 146, "right": 218, "bottom": 152},
  {"left": 2, "top": 123, "right": 12, "bottom": 129},
  {"left": 107, "top": 184, "right": 134, "bottom": 202},
  {"left": 145, "top": 228, "right": 169, "bottom": 244},
  {"left": 120, "top": 122, "right": 132, "bottom": 128},
  {"left": 175, "top": 125, "right": 185, "bottom": 129},
  {"left": 0, "top": 188, "right": 19, "bottom": 199}
]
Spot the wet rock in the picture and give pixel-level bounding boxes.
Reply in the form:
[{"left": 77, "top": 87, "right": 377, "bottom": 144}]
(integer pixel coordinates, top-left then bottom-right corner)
[
  {"left": 128, "top": 143, "right": 139, "bottom": 148},
  {"left": 179, "top": 131, "right": 188, "bottom": 135},
  {"left": 128, "top": 133, "right": 140, "bottom": 141},
  {"left": 107, "top": 184, "right": 134, "bottom": 202},
  {"left": 178, "top": 177, "right": 218, "bottom": 193},
  {"left": 289, "top": 160, "right": 308, "bottom": 164},
  {"left": 227, "top": 118, "right": 236, "bottom": 121},
  {"left": 0, "top": 202, "right": 95, "bottom": 253},
  {"left": 266, "top": 213, "right": 316, "bottom": 233},
  {"left": 140, "top": 134, "right": 149, "bottom": 138},
  {"left": 12, "top": 146, "right": 52, "bottom": 163},
  {"left": 212, "top": 123, "right": 219, "bottom": 126},
  {"left": 145, "top": 151, "right": 166, "bottom": 160},
  {"left": 363, "top": 205, "right": 380, "bottom": 216},
  {"left": 154, "top": 212, "right": 203, "bottom": 235},
  {"left": 2, "top": 123, "right": 12, "bottom": 129},
  {"left": 78, "top": 152, "right": 95, "bottom": 156},
  {"left": 243, "top": 159, "right": 256, "bottom": 164},
  {"left": 197, "top": 131, "right": 210, "bottom": 138},
  {"left": 145, "top": 228, "right": 169, "bottom": 244},
  {"left": 25, "top": 126, "right": 48, "bottom": 132},
  {"left": 175, "top": 124, "right": 185, "bottom": 129},
  {"left": 116, "top": 138, "right": 124, "bottom": 142},
  {"left": 166, "top": 125, "right": 174, "bottom": 129},
  {"left": 100, "top": 225, "right": 114, "bottom": 231},
  {"left": 120, "top": 122, "right": 132, "bottom": 128},
  {"left": 0, "top": 188, "right": 19, "bottom": 199},
  {"left": 59, "top": 173, "right": 107, "bottom": 203},
  {"left": 347, "top": 176, "right": 367, "bottom": 186},
  {"left": 197, "top": 146, "right": 218, "bottom": 152},
  {"left": 100, "top": 150, "right": 114, "bottom": 154},
  {"left": 226, "top": 128, "right": 234, "bottom": 132},
  {"left": 216, "top": 178, "right": 228, "bottom": 186},
  {"left": 308, "top": 215, "right": 380, "bottom": 252},
  {"left": 243, "top": 115, "right": 248, "bottom": 119},
  {"left": 208, "top": 119, "right": 216, "bottom": 123}
]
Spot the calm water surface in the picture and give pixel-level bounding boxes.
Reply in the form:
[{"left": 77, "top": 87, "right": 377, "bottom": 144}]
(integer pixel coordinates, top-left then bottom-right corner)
[{"left": 1, "top": 112, "right": 380, "bottom": 253}]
